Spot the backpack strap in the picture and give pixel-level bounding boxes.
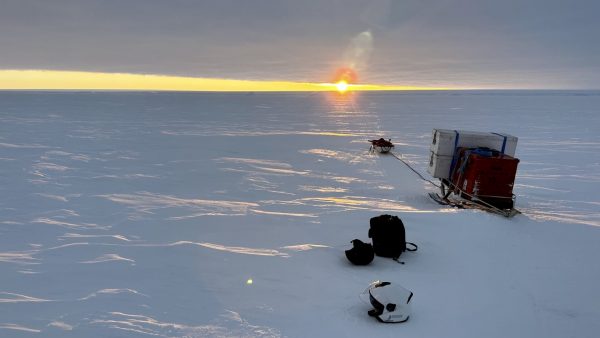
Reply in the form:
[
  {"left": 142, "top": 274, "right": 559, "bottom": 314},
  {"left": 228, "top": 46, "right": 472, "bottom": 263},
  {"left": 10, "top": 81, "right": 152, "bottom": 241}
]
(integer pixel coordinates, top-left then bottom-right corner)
[{"left": 392, "top": 242, "right": 418, "bottom": 264}]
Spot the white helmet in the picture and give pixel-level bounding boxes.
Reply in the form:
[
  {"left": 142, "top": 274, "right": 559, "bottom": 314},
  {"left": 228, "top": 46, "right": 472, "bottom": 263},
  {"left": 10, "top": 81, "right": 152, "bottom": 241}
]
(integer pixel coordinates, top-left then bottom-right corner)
[{"left": 360, "top": 281, "right": 413, "bottom": 323}]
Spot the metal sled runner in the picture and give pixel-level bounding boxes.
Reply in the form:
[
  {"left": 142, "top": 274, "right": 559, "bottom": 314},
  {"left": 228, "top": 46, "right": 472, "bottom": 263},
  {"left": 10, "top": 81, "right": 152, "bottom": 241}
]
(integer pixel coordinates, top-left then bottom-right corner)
[{"left": 428, "top": 178, "right": 520, "bottom": 218}]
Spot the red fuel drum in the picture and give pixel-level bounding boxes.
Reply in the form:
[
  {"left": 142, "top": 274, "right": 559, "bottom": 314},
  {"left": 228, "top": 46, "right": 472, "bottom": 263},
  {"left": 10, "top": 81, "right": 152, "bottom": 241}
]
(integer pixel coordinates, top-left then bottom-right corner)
[{"left": 451, "top": 148, "right": 520, "bottom": 209}]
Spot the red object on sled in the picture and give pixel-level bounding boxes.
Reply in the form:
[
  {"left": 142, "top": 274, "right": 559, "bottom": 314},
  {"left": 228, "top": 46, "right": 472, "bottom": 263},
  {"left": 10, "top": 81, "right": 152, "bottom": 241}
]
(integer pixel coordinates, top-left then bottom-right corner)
[{"left": 451, "top": 148, "right": 520, "bottom": 209}]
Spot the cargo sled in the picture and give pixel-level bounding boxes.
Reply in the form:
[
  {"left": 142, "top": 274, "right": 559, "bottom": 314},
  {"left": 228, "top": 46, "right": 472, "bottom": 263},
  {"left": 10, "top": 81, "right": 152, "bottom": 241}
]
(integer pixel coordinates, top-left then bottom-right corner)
[{"left": 426, "top": 129, "right": 521, "bottom": 217}]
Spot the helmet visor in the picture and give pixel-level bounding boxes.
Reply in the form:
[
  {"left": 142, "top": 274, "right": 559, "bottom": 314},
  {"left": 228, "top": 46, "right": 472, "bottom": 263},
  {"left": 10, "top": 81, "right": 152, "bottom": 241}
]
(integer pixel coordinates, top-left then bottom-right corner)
[
  {"left": 368, "top": 290, "right": 385, "bottom": 316},
  {"left": 359, "top": 281, "right": 387, "bottom": 316}
]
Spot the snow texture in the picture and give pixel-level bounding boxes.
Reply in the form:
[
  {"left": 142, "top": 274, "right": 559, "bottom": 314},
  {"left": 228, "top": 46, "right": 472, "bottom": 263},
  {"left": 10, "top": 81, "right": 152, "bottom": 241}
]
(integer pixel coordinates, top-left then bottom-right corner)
[{"left": 1, "top": 91, "right": 599, "bottom": 337}]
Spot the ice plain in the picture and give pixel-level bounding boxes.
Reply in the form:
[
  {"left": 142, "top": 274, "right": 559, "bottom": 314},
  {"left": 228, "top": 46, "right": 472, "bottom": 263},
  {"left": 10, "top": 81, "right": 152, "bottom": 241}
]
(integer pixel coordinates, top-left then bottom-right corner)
[{"left": 1, "top": 90, "right": 599, "bottom": 337}]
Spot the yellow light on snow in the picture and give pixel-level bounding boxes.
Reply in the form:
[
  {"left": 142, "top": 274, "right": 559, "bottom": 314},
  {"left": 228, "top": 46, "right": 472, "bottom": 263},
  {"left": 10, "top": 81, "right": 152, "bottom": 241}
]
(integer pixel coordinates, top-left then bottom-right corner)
[{"left": 246, "top": 278, "right": 253, "bottom": 285}]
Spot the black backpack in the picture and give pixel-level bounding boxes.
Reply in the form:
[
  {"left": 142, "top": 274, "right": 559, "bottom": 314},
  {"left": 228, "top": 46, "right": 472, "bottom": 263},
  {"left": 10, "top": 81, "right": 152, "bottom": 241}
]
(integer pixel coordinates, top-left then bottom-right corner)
[{"left": 368, "top": 214, "right": 417, "bottom": 260}]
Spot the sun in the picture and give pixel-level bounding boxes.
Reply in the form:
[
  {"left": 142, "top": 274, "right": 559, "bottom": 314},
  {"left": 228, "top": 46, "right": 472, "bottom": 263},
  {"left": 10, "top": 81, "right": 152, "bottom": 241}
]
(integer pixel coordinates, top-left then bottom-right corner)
[
  {"left": 332, "top": 67, "right": 357, "bottom": 93},
  {"left": 336, "top": 80, "right": 349, "bottom": 93}
]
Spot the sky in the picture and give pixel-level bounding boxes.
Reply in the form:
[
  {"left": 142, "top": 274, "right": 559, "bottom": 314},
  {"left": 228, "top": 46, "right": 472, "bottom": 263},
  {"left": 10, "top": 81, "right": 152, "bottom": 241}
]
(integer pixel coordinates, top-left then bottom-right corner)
[{"left": 1, "top": 0, "right": 599, "bottom": 90}]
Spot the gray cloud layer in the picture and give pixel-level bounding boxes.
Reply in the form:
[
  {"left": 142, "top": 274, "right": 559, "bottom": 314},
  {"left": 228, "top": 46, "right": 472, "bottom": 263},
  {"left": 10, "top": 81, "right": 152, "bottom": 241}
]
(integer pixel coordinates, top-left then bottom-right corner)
[{"left": 1, "top": 0, "right": 599, "bottom": 88}]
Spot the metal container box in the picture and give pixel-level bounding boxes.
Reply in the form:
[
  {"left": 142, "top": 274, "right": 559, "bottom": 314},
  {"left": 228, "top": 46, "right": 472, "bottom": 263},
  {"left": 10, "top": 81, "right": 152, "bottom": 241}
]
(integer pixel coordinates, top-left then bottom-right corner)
[
  {"left": 428, "top": 129, "right": 518, "bottom": 179},
  {"left": 427, "top": 151, "right": 453, "bottom": 179},
  {"left": 430, "top": 129, "right": 518, "bottom": 157}
]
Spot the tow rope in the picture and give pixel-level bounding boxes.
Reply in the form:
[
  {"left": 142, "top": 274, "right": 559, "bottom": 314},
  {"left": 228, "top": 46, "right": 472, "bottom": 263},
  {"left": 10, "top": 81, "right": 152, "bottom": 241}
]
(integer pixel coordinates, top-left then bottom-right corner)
[{"left": 389, "top": 151, "right": 440, "bottom": 188}]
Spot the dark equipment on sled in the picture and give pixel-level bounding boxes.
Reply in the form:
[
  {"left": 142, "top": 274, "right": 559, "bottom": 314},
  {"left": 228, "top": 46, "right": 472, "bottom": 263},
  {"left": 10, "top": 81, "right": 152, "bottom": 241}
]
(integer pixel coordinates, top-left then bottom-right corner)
[{"left": 369, "top": 138, "right": 394, "bottom": 153}]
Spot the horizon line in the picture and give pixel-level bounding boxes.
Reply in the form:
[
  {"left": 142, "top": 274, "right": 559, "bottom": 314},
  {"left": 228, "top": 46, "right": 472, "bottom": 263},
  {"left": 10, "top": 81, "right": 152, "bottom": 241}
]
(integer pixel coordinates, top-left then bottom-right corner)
[
  {"left": 0, "top": 70, "right": 596, "bottom": 92},
  {"left": 0, "top": 69, "right": 453, "bottom": 92}
]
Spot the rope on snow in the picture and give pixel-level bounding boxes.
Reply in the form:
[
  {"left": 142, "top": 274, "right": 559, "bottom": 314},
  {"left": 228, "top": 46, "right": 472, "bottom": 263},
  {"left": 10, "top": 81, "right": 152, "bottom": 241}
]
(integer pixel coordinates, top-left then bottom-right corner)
[{"left": 389, "top": 151, "right": 441, "bottom": 188}]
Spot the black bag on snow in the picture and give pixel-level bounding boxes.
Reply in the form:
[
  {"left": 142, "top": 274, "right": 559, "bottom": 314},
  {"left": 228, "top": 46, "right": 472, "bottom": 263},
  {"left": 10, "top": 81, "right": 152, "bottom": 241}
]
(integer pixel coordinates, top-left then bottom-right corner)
[
  {"left": 345, "top": 239, "right": 375, "bottom": 265},
  {"left": 368, "top": 214, "right": 417, "bottom": 259}
]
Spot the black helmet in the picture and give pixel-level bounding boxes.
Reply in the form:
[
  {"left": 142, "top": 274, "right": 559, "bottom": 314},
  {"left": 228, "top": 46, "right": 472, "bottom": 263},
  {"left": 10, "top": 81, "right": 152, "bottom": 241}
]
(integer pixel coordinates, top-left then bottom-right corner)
[{"left": 345, "top": 239, "right": 374, "bottom": 265}]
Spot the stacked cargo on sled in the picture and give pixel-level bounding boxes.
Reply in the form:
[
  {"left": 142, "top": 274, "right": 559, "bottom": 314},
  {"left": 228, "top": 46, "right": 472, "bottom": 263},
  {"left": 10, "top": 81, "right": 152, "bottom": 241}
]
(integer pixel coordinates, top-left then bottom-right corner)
[{"left": 427, "top": 129, "right": 520, "bottom": 213}]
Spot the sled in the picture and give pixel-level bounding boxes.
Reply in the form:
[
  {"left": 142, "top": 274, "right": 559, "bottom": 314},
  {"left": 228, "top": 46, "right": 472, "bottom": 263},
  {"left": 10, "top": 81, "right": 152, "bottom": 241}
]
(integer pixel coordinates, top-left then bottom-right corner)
[
  {"left": 369, "top": 138, "right": 394, "bottom": 154},
  {"left": 428, "top": 191, "right": 520, "bottom": 218}
]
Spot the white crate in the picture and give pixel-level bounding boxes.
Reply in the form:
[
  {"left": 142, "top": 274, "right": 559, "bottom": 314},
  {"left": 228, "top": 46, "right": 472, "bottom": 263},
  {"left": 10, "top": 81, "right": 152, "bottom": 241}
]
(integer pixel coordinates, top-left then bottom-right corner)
[
  {"left": 430, "top": 129, "right": 518, "bottom": 157},
  {"left": 427, "top": 151, "right": 454, "bottom": 179}
]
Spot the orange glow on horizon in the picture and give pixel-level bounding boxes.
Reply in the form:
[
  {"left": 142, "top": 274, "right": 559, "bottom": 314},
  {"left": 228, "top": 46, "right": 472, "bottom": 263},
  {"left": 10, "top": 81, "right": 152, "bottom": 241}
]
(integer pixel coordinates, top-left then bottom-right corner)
[
  {"left": 0, "top": 70, "right": 448, "bottom": 92},
  {"left": 333, "top": 67, "right": 358, "bottom": 84}
]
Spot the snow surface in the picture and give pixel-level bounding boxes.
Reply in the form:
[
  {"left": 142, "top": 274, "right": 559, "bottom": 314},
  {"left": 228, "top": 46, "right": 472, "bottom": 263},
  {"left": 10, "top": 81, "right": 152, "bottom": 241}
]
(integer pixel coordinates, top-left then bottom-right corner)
[{"left": 1, "top": 91, "right": 599, "bottom": 337}]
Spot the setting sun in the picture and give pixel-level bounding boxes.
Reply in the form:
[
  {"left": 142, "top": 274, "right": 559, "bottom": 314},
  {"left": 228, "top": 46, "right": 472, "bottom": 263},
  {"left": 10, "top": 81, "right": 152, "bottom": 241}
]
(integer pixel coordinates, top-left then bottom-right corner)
[{"left": 336, "top": 80, "right": 349, "bottom": 93}]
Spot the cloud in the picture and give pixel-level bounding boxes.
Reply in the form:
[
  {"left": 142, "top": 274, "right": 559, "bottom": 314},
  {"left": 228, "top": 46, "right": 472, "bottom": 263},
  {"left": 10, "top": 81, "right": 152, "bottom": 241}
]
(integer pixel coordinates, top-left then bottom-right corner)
[
  {"left": 1, "top": 0, "right": 599, "bottom": 88},
  {"left": 343, "top": 31, "right": 374, "bottom": 71}
]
